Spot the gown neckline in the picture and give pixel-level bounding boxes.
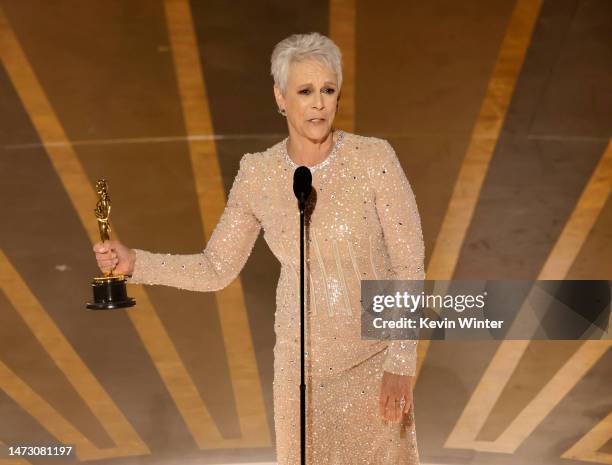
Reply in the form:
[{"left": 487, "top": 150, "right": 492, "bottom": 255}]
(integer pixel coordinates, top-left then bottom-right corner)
[{"left": 281, "top": 130, "right": 346, "bottom": 173}]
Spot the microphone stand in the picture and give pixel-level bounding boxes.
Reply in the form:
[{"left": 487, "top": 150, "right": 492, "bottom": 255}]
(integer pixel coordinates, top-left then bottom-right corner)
[
  {"left": 293, "top": 166, "right": 312, "bottom": 465},
  {"left": 299, "top": 195, "right": 306, "bottom": 465}
]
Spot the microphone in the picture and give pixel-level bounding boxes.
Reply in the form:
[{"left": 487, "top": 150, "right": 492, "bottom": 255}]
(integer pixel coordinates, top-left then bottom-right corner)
[{"left": 293, "top": 166, "right": 312, "bottom": 211}]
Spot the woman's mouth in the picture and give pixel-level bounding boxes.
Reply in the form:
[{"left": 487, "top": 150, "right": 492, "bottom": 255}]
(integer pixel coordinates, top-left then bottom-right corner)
[{"left": 308, "top": 118, "right": 326, "bottom": 124}]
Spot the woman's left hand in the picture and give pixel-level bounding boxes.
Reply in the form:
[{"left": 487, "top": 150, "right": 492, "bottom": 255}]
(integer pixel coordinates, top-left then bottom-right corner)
[{"left": 379, "top": 371, "right": 413, "bottom": 423}]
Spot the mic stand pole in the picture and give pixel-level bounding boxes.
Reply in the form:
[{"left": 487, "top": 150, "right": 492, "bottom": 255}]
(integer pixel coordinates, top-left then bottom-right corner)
[
  {"left": 299, "top": 196, "right": 306, "bottom": 465},
  {"left": 293, "top": 165, "right": 311, "bottom": 465}
]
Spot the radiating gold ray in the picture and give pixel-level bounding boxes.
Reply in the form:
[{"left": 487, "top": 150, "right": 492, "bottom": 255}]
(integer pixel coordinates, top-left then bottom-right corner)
[
  {"left": 0, "top": 250, "right": 149, "bottom": 460},
  {"left": 0, "top": 458, "right": 30, "bottom": 464},
  {"left": 427, "top": 0, "right": 543, "bottom": 281},
  {"left": 539, "top": 141, "right": 612, "bottom": 280},
  {"left": 418, "top": 0, "right": 543, "bottom": 389},
  {"left": 556, "top": 140, "right": 612, "bottom": 464},
  {"left": 163, "top": 0, "right": 270, "bottom": 447},
  {"left": 0, "top": 6, "right": 98, "bottom": 241},
  {"left": 329, "top": 0, "right": 355, "bottom": 132},
  {"left": 493, "top": 341, "right": 611, "bottom": 455},
  {"left": 0, "top": 360, "right": 106, "bottom": 461},
  {"left": 445, "top": 141, "right": 612, "bottom": 455},
  {"left": 0, "top": 441, "right": 32, "bottom": 464},
  {"left": 563, "top": 411, "right": 612, "bottom": 464},
  {"left": 446, "top": 338, "right": 611, "bottom": 454},
  {"left": 0, "top": 5, "right": 234, "bottom": 451}
]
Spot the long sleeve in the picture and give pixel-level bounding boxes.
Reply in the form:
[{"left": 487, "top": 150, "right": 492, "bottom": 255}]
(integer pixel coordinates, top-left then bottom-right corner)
[
  {"left": 125, "top": 153, "right": 262, "bottom": 292},
  {"left": 371, "top": 139, "right": 425, "bottom": 376}
]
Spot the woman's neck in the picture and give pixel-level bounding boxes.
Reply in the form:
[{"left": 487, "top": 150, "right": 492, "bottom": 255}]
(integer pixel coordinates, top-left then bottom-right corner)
[{"left": 286, "top": 129, "right": 336, "bottom": 167}]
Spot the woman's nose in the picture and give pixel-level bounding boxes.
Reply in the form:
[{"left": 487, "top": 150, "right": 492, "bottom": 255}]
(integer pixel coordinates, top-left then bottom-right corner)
[{"left": 312, "top": 92, "right": 325, "bottom": 109}]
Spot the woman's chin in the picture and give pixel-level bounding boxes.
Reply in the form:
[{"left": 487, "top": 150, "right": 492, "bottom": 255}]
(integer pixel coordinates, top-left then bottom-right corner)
[{"left": 303, "top": 123, "right": 332, "bottom": 140}]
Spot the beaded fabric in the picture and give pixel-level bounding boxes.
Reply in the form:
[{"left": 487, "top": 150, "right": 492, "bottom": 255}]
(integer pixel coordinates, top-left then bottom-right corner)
[
  {"left": 126, "top": 131, "right": 425, "bottom": 464},
  {"left": 282, "top": 129, "right": 345, "bottom": 173}
]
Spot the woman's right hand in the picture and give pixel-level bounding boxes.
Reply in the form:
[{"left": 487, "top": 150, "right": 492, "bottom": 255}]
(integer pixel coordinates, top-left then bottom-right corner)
[{"left": 93, "top": 240, "right": 136, "bottom": 276}]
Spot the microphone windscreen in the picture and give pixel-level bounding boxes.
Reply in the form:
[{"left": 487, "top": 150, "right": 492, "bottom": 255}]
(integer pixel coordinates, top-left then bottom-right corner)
[{"left": 293, "top": 166, "right": 312, "bottom": 202}]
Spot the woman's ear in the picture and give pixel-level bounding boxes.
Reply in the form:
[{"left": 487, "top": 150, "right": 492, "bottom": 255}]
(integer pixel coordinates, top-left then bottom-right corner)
[{"left": 273, "top": 84, "right": 285, "bottom": 109}]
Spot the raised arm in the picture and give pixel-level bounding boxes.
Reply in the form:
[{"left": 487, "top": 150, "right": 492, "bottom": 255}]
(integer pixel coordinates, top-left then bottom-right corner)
[
  {"left": 125, "top": 153, "right": 262, "bottom": 292},
  {"left": 370, "top": 139, "right": 425, "bottom": 376}
]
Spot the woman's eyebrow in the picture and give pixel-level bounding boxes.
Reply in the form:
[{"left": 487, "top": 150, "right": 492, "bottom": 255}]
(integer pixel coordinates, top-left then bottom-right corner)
[{"left": 296, "top": 81, "right": 337, "bottom": 88}]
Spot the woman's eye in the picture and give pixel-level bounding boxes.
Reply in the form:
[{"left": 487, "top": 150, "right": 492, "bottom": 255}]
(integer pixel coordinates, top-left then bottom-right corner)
[
  {"left": 323, "top": 88, "right": 336, "bottom": 94},
  {"left": 299, "top": 89, "right": 311, "bottom": 95}
]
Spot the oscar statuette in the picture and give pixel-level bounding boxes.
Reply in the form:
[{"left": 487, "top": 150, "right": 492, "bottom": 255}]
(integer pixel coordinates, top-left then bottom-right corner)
[{"left": 86, "top": 179, "right": 136, "bottom": 310}]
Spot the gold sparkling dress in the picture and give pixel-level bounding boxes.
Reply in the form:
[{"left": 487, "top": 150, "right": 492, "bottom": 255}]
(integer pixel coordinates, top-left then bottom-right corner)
[{"left": 126, "top": 130, "right": 425, "bottom": 464}]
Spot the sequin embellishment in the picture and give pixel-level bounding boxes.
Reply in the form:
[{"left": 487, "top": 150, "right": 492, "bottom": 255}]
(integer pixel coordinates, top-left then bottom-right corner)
[{"left": 281, "top": 129, "right": 346, "bottom": 173}]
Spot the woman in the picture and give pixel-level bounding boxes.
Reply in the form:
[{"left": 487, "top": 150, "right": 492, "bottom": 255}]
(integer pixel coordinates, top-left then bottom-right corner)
[{"left": 94, "top": 32, "right": 424, "bottom": 465}]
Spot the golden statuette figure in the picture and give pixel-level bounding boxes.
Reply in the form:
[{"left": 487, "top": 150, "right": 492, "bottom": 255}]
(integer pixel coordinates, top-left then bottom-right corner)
[
  {"left": 95, "top": 179, "right": 112, "bottom": 239},
  {"left": 94, "top": 179, "right": 113, "bottom": 275},
  {"left": 86, "top": 178, "right": 136, "bottom": 310}
]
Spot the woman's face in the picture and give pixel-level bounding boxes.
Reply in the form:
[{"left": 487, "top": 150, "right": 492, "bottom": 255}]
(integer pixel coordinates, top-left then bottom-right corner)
[{"left": 274, "top": 59, "right": 339, "bottom": 142}]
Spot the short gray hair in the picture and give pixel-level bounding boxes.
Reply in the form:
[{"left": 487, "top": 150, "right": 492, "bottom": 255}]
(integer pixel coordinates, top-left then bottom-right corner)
[{"left": 271, "top": 32, "right": 343, "bottom": 94}]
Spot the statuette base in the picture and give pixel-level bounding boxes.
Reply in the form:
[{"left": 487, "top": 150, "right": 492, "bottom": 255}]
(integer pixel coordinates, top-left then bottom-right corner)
[{"left": 86, "top": 275, "right": 136, "bottom": 310}]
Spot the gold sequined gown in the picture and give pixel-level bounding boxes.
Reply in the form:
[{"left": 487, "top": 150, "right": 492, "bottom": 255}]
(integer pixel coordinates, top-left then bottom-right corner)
[{"left": 126, "top": 131, "right": 425, "bottom": 465}]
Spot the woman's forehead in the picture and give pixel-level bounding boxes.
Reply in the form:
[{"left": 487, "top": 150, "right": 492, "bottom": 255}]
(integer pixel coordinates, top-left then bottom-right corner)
[{"left": 287, "top": 59, "right": 337, "bottom": 85}]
